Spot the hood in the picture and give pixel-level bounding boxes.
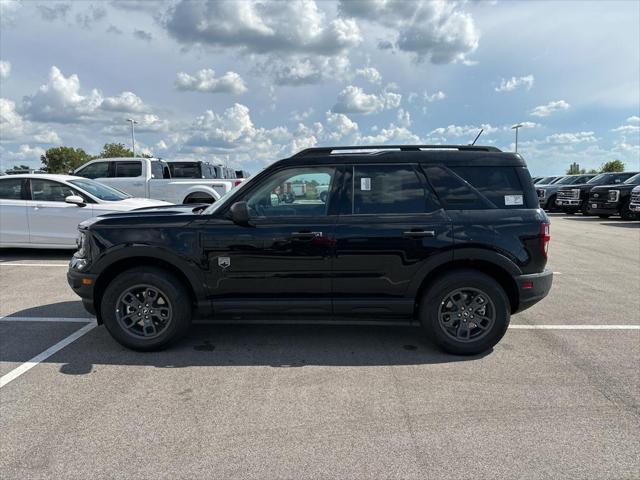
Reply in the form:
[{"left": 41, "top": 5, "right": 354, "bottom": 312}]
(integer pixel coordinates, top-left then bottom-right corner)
[
  {"left": 79, "top": 204, "right": 206, "bottom": 230},
  {"left": 590, "top": 183, "right": 638, "bottom": 192},
  {"left": 94, "top": 197, "right": 172, "bottom": 211}
]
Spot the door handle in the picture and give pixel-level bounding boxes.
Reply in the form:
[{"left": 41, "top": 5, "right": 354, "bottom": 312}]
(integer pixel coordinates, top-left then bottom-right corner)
[
  {"left": 403, "top": 230, "right": 436, "bottom": 238},
  {"left": 291, "top": 231, "right": 323, "bottom": 239}
]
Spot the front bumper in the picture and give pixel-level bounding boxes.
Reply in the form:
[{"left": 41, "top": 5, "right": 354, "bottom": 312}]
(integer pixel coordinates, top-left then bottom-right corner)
[
  {"left": 67, "top": 268, "right": 97, "bottom": 315},
  {"left": 556, "top": 199, "right": 581, "bottom": 206},
  {"left": 514, "top": 269, "right": 553, "bottom": 313}
]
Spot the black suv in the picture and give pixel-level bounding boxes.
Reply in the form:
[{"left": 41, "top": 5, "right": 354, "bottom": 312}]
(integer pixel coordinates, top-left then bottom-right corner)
[
  {"left": 587, "top": 173, "right": 640, "bottom": 220},
  {"left": 68, "top": 145, "right": 553, "bottom": 355},
  {"left": 556, "top": 171, "right": 638, "bottom": 215}
]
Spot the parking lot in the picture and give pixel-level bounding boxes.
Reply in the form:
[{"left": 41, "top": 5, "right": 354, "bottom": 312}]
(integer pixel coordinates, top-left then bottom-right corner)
[{"left": 0, "top": 214, "right": 638, "bottom": 479}]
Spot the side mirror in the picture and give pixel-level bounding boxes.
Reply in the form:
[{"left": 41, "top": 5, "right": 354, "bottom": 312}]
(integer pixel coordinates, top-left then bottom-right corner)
[
  {"left": 229, "top": 201, "right": 250, "bottom": 226},
  {"left": 65, "top": 195, "right": 86, "bottom": 207}
]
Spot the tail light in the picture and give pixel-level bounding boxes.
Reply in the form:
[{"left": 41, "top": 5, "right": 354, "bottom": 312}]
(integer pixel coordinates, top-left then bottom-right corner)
[
  {"left": 233, "top": 180, "right": 242, "bottom": 187},
  {"left": 540, "top": 222, "right": 551, "bottom": 257}
]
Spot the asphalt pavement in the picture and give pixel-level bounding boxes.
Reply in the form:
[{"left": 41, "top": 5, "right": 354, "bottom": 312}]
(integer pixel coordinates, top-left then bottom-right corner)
[{"left": 0, "top": 214, "right": 638, "bottom": 479}]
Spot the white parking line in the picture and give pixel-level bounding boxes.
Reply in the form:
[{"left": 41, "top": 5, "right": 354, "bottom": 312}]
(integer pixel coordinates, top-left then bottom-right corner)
[
  {"left": 0, "top": 316, "right": 93, "bottom": 323},
  {"left": 509, "top": 324, "right": 640, "bottom": 330},
  {"left": 0, "top": 320, "right": 97, "bottom": 389},
  {"left": 0, "top": 263, "right": 68, "bottom": 267}
]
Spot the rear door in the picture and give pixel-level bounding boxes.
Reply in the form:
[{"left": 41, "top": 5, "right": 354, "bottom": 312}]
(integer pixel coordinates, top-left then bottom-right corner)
[
  {"left": 332, "top": 164, "right": 453, "bottom": 319},
  {"left": 27, "top": 179, "right": 95, "bottom": 246},
  {"left": 108, "top": 161, "right": 147, "bottom": 197},
  {"left": 0, "top": 177, "right": 29, "bottom": 245}
]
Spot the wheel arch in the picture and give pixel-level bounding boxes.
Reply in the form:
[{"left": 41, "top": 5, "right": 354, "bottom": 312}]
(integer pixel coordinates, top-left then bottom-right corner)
[
  {"left": 93, "top": 256, "right": 200, "bottom": 324},
  {"left": 181, "top": 185, "right": 221, "bottom": 204}
]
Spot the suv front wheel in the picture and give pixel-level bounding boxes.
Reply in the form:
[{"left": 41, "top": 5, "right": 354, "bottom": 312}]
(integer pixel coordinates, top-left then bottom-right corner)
[
  {"left": 101, "top": 267, "right": 192, "bottom": 351},
  {"left": 419, "top": 270, "right": 510, "bottom": 355}
]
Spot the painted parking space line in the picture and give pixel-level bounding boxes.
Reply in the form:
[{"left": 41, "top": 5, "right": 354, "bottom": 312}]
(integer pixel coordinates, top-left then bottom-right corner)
[
  {"left": 509, "top": 324, "right": 640, "bottom": 330},
  {"left": 0, "top": 320, "right": 97, "bottom": 389},
  {"left": 0, "top": 263, "right": 68, "bottom": 267},
  {"left": 0, "top": 316, "right": 93, "bottom": 323}
]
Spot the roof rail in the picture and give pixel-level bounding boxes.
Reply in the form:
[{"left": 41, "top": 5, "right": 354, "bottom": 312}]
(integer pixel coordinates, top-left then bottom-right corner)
[{"left": 292, "top": 144, "right": 502, "bottom": 158}]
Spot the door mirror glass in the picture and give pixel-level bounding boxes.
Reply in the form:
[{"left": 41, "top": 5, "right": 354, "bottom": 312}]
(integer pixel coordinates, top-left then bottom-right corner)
[
  {"left": 65, "top": 195, "right": 86, "bottom": 206},
  {"left": 229, "top": 201, "right": 250, "bottom": 225}
]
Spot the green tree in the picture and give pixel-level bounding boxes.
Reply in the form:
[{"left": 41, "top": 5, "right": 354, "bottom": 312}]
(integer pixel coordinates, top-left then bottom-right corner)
[
  {"left": 98, "top": 143, "right": 134, "bottom": 158},
  {"left": 566, "top": 162, "right": 584, "bottom": 174},
  {"left": 587, "top": 168, "right": 599, "bottom": 174},
  {"left": 5, "top": 164, "right": 32, "bottom": 173},
  {"left": 40, "top": 147, "right": 92, "bottom": 173},
  {"left": 600, "top": 160, "right": 625, "bottom": 172}
]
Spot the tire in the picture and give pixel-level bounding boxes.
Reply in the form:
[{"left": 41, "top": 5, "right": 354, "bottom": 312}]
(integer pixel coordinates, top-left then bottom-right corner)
[
  {"left": 100, "top": 267, "right": 192, "bottom": 351},
  {"left": 580, "top": 202, "right": 591, "bottom": 216},
  {"left": 598, "top": 215, "right": 610, "bottom": 219},
  {"left": 544, "top": 195, "right": 556, "bottom": 211},
  {"left": 620, "top": 201, "right": 635, "bottom": 221},
  {"left": 419, "top": 269, "right": 510, "bottom": 355}
]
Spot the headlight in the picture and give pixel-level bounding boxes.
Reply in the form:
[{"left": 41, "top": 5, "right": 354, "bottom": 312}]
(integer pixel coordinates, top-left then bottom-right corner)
[
  {"left": 608, "top": 190, "right": 620, "bottom": 202},
  {"left": 76, "top": 231, "right": 89, "bottom": 258},
  {"left": 571, "top": 188, "right": 581, "bottom": 199},
  {"left": 537, "top": 189, "right": 546, "bottom": 199}
]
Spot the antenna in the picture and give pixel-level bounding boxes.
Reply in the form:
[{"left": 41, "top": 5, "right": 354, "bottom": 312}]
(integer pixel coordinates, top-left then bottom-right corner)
[{"left": 470, "top": 129, "right": 484, "bottom": 146}]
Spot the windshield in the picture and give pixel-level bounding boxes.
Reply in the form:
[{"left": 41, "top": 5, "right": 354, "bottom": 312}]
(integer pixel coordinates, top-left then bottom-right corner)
[
  {"left": 587, "top": 174, "right": 609, "bottom": 185},
  {"left": 554, "top": 176, "right": 579, "bottom": 185},
  {"left": 69, "top": 178, "right": 131, "bottom": 201},
  {"left": 623, "top": 173, "right": 640, "bottom": 184},
  {"left": 536, "top": 176, "right": 556, "bottom": 184},
  {"left": 549, "top": 176, "right": 565, "bottom": 184}
]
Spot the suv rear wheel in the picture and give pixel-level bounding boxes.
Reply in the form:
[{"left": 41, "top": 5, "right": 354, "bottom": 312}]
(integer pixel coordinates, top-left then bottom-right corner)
[
  {"left": 419, "top": 270, "right": 510, "bottom": 355},
  {"left": 101, "top": 267, "right": 192, "bottom": 351}
]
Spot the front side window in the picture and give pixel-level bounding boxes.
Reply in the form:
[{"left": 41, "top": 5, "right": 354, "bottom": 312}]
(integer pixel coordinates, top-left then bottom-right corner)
[
  {"left": 76, "top": 161, "right": 109, "bottom": 179},
  {"left": 114, "top": 161, "right": 142, "bottom": 178},
  {"left": 151, "top": 161, "right": 167, "bottom": 179},
  {"left": 30, "top": 179, "right": 78, "bottom": 202},
  {"left": 624, "top": 173, "right": 640, "bottom": 185},
  {"left": 243, "top": 167, "right": 335, "bottom": 218},
  {"left": 352, "top": 164, "right": 435, "bottom": 214},
  {"left": 0, "top": 178, "right": 25, "bottom": 200}
]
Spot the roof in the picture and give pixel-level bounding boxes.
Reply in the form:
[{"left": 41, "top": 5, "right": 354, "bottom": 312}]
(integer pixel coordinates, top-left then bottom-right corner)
[
  {"left": 278, "top": 145, "right": 526, "bottom": 168},
  {"left": 0, "top": 173, "right": 83, "bottom": 181},
  {"left": 90, "top": 157, "right": 159, "bottom": 162}
]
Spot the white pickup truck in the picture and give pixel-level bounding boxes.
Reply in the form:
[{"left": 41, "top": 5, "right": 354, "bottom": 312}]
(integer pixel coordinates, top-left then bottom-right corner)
[{"left": 73, "top": 157, "right": 239, "bottom": 204}]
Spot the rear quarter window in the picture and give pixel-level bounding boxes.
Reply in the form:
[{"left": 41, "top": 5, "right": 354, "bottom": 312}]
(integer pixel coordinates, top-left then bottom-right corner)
[{"left": 425, "top": 166, "right": 526, "bottom": 209}]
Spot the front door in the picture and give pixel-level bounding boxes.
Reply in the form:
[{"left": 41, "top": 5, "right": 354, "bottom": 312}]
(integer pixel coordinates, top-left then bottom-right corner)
[
  {"left": 27, "top": 179, "right": 95, "bottom": 246},
  {"left": 202, "top": 166, "right": 339, "bottom": 318},
  {"left": 332, "top": 164, "right": 453, "bottom": 319}
]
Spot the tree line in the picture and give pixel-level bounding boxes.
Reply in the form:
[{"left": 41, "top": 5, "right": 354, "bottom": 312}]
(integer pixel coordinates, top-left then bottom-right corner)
[
  {"left": 566, "top": 160, "right": 625, "bottom": 175},
  {"left": 3, "top": 143, "right": 151, "bottom": 174}
]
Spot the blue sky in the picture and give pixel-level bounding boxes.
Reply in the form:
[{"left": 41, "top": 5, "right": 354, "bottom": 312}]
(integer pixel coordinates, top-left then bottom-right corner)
[{"left": 1, "top": 0, "right": 638, "bottom": 175}]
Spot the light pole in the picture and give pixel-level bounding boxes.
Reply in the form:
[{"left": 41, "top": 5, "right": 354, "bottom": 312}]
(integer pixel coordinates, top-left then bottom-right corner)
[
  {"left": 126, "top": 118, "right": 138, "bottom": 157},
  {"left": 511, "top": 123, "right": 523, "bottom": 153}
]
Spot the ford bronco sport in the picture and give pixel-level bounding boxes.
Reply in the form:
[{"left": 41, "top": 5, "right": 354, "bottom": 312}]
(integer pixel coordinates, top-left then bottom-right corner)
[{"left": 68, "top": 145, "right": 553, "bottom": 355}]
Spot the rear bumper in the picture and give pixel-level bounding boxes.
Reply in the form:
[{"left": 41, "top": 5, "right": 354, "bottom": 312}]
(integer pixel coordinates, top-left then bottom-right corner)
[{"left": 514, "top": 269, "right": 553, "bottom": 313}]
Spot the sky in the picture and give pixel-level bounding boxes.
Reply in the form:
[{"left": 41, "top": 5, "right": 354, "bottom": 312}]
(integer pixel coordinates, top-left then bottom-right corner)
[{"left": 0, "top": 0, "right": 639, "bottom": 176}]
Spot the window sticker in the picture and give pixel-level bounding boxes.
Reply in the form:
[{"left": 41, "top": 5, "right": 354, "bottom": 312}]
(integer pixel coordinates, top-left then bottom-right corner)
[
  {"left": 504, "top": 194, "right": 524, "bottom": 206},
  {"left": 360, "top": 178, "right": 371, "bottom": 191}
]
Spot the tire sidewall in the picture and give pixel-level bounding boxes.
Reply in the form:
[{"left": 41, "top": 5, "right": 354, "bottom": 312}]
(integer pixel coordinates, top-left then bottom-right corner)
[
  {"left": 101, "top": 268, "right": 191, "bottom": 351},
  {"left": 420, "top": 270, "right": 510, "bottom": 355}
]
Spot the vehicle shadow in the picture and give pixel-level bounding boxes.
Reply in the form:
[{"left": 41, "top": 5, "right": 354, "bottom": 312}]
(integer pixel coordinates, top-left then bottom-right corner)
[
  {"left": 2, "top": 303, "right": 489, "bottom": 371},
  {"left": 0, "top": 248, "right": 73, "bottom": 261},
  {"left": 601, "top": 222, "right": 640, "bottom": 228},
  {"left": 558, "top": 216, "right": 639, "bottom": 226}
]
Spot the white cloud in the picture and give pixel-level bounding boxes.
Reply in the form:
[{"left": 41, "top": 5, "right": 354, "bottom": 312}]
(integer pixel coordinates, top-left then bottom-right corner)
[
  {"left": 0, "top": 60, "right": 11, "bottom": 79},
  {"left": 358, "top": 124, "right": 421, "bottom": 145},
  {"left": 33, "top": 130, "right": 62, "bottom": 144},
  {"left": 21, "top": 66, "right": 103, "bottom": 123},
  {"left": 355, "top": 66, "right": 382, "bottom": 84},
  {"left": 396, "top": 108, "right": 411, "bottom": 128},
  {"left": 611, "top": 125, "right": 640, "bottom": 134},
  {"left": 429, "top": 124, "right": 499, "bottom": 138},
  {"left": 325, "top": 111, "right": 359, "bottom": 141},
  {"left": 133, "top": 29, "right": 152, "bottom": 41},
  {"left": 332, "top": 85, "right": 402, "bottom": 115},
  {"left": 175, "top": 69, "right": 247, "bottom": 94},
  {"left": 339, "top": 0, "right": 479, "bottom": 64},
  {"left": 546, "top": 131, "right": 597, "bottom": 144},
  {"left": 424, "top": 90, "right": 446, "bottom": 102},
  {"left": 261, "top": 54, "right": 351, "bottom": 86},
  {"left": 518, "top": 121, "right": 541, "bottom": 128},
  {"left": 103, "top": 114, "right": 169, "bottom": 135},
  {"left": 0, "top": 98, "right": 25, "bottom": 139},
  {"left": 495, "top": 75, "right": 534, "bottom": 92},
  {"left": 4, "top": 144, "right": 45, "bottom": 162},
  {"left": 530, "top": 100, "right": 570, "bottom": 117},
  {"left": 36, "top": 3, "right": 71, "bottom": 22},
  {"left": 625, "top": 115, "right": 639, "bottom": 124},
  {"left": 101, "top": 91, "right": 147, "bottom": 113}
]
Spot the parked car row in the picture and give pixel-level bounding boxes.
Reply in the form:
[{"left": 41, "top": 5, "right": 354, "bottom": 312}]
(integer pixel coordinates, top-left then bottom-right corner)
[{"left": 534, "top": 172, "right": 640, "bottom": 219}]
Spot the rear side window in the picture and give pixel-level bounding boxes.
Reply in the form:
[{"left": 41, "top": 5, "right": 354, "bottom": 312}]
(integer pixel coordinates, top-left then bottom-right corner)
[
  {"left": 76, "top": 161, "right": 109, "bottom": 179},
  {"left": 450, "top": 166, "right": 524, "bottom": 209},
  {"left": 352, "top": 165, "right": 438, "bottom": 214},
  {"left": 114, "top": 161, "right": 142, "bottom": 178},
  {"left": 0, "top": 178, "right": 25, "bottom": 200}
]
